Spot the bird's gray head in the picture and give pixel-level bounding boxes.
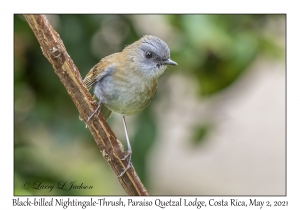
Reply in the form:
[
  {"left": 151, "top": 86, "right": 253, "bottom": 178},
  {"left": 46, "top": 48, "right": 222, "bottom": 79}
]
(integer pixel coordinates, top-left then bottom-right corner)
[{"left": 125, "top": 35, "right": 177, "bottom": 78}]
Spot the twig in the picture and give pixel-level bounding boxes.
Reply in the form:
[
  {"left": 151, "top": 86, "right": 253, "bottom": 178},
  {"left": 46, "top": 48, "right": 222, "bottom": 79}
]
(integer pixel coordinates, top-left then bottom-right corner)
[{"left": 23, "top": 14, "right": 148, "bottom": 196}]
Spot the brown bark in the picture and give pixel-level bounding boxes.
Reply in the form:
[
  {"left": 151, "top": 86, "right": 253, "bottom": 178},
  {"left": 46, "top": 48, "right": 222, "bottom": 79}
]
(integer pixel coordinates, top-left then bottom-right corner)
[{"left": 23, "top": 14, "right": 148, "bottom": 196}]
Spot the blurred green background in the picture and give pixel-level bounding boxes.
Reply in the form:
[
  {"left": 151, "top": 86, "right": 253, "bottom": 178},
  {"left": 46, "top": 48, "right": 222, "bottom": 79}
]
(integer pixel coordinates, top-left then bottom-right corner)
[{"left": 14, "top": 14, "right": 285, "bottom": 195}]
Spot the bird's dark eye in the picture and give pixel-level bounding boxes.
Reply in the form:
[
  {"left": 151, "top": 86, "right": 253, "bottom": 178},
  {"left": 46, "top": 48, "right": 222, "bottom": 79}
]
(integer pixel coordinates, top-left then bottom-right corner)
[{"left": 145, "top": 51, "right": 152, "bottom": 59}]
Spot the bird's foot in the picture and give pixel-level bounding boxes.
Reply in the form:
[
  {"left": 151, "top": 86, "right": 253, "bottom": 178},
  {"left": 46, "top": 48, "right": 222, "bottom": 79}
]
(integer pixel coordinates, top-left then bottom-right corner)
[
  {"left": 118, "top": 150, "right": 132, "bottom": 177},
  {"left": 87, "top": 102, "right": 102, "bottom": 122}
]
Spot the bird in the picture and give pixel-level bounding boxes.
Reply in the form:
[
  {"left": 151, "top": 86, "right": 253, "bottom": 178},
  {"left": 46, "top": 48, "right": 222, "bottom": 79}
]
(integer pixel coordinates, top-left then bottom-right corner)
[{"left": 83, "top": 35, "right": 177, "bottom": 176}]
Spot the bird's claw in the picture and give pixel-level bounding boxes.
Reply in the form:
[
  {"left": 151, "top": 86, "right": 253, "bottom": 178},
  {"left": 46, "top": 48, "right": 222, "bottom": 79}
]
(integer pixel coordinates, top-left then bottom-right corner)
[
  {"left": 86, "top": 102, "right": 102, "bottom": 122},
  {"left": 120, "top": 150, "right": 132, "bottom": 160},
  {"left": 118, "top": 150, "right": 132, "bottom": 177}
]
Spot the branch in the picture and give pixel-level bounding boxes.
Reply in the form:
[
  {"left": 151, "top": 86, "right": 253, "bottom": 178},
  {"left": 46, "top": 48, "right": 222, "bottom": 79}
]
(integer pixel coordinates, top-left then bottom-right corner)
[{"left": 23, "top": 14, "right": 148, "bottom": 196}]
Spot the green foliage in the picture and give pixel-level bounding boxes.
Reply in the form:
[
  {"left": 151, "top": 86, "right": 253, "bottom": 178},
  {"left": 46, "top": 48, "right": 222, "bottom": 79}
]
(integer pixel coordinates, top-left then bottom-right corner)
[{"left": 177, "top": 15, "right": 283, "bottom": 95}]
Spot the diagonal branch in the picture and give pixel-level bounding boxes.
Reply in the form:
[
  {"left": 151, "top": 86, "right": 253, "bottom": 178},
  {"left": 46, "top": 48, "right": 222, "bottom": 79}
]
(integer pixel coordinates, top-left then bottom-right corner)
[{"left": 23, "top": 14, "right": 148, "bottom": 196}]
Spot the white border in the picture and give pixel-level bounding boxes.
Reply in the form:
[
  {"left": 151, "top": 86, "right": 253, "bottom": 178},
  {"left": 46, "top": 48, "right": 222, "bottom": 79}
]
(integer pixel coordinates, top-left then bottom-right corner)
[{"left": 3, "top": 0, "right": 300, "bottom": 209}]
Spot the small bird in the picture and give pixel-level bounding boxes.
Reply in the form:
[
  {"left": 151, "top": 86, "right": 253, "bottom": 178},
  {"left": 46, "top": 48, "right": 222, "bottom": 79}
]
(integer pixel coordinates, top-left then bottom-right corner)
[{"left": 83, "top": 35, "right": 177, "bottom": 176}]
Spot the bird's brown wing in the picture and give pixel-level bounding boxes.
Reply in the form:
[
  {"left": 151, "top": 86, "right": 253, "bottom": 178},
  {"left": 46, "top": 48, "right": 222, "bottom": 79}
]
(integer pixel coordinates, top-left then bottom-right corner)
[
  {"left": 83, "top": 63, "right": 102, "bottom": 90},
  {"left": 83, "top": 53, "right": 118, "bottom": 90}
]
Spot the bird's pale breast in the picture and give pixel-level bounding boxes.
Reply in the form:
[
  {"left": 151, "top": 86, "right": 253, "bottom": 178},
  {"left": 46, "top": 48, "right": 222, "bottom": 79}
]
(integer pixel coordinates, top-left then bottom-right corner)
[{"left": 94, "top": 69, "right": 158, "bottom": 116}]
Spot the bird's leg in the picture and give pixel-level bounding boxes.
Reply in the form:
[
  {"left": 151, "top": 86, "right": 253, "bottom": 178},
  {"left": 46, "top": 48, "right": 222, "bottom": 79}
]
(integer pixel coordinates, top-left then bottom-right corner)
[
  {"left": 87, "top": 102, "right": 102, "bottom": 122},
  {"left": 118, "top": 115, "right": 132, "bottom": 177}
]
